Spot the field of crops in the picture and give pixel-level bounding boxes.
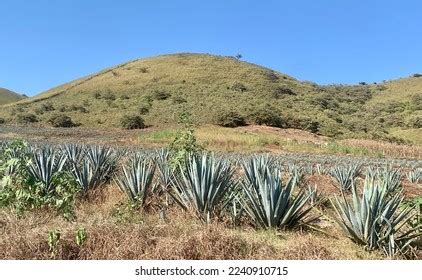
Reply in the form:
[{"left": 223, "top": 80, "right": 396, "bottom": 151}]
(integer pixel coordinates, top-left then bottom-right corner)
[{"left": 0, "top": 140, "right": 421, "bottom": 259}]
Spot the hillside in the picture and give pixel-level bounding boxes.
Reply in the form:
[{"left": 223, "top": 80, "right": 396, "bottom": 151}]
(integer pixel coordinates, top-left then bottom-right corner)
[
  {"left": 0, "top": 53, "right": 420, "bottom": 143},
  {"left": 0, "top": 87, "right": 25, "bottom": 105}
]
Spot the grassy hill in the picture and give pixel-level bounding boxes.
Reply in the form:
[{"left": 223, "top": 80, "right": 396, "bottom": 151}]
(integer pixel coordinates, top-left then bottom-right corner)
[
  {"left": 0, "top": 88, "right": 25, "bottom": 105},
  {"left": 0, "top": 53, "right": 420, "bottom": 143}
]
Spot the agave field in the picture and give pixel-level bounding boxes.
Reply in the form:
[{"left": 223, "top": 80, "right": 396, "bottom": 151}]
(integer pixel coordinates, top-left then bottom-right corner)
[{"left": 0, "top": 140, "right": 421, "bottom": 259}]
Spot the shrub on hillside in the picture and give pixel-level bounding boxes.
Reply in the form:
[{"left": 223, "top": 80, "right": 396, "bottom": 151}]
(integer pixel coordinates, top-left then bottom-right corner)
[
  {"left": 34, "top": 102, "right": 55, "bottom": 115},
  {"left": 16, "top": 113, "right": 38, "bottom": 124},
  {"left": 284, "top": 116, "right": 320, "bottom": 133},
  {"left": 102, "top": 92, "right": 116, "bottom": 101},
  {"left": 120, "top": 115, "right": 146, "bottom": 129},
  {"left": 412, "top": 73, "right": 422, "bottom": 78},
  {"left": 216, "top": 111, "right": 247, "bottom": 128},
  {"left": 172, "top": 96, "right": 187, "bottom": 104},
  {"left": 248, "top": 107, "right": 284, "bottom": 128},
  {"left": 0, "top": 117, "right": 5, "bottom": 124},
  {"left": 152, "top": 90, "right": 171, "bottom": 100},
  {"left": 272, "top": 86, "right": 296, "bottom": 98},
  {"left": 264, "top": 71, "right": 279, "bottom": 82},
  {"left": 231, "top": 82, "right": 247, "bottom": 92},
  {"left": 407, "top": 116, "right": 422, "bottom": 128},
  {"left": 138, "top": 103, "right": 150, "bottom": 115},
  {"left": 48, "top": 114, "right": 77, "bottom": 128}
]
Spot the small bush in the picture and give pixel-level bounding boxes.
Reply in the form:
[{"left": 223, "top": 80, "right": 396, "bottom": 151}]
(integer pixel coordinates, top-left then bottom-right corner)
[
  {"left": 248, "top": 107, "right": 284, "bottom": 128},
  {"left": 16, "top": 113, "right": 38, "bottom": 124},
  {"left": 216, "top": 111, "right": 246, "bottom": 128},
  {"left": 120, "top": 115, "right": 146, "bottom": 129},
  {"left": 172, "top": 96, "right": 187, "bottom": 104},
  {"left": 284, "top": 116, "right": 321, "bottom": 133},
  {"left": 407, "top": 116, "right": 422, "bottom": 128},
  {"left": 272, "top": 86, "right": 296, "bottom": 98},
  {"left": 153, "top": 90, "right": 171, "bottom": 100},
  {"left": 138, "top": 104, "right": 150, "bottom": 115},
  {"left": 68, "top": 105, "right": 88, "bottom": 113},
  {"left": 48, "top": 114, "right": 76, "bottom": 128},
  {"left": 0, "top": 117, "right": 5, "bottom": 124},
  {"left": 265, "top": 71, "right": 279, "bottom": 82},
  {"left": 412, "top": 73, "right": 422, "bottom": 78},
  {"left": 231, "top": 82, "right": 247, "bottom": 92},
  {"left": 102, "top": 92, "right": 116, "bottom": 101},
  {"left": 34, "top": 102, "right": 55, "bottom": 115},
  {"left": 138, "top": 67, "right": 148, "bottom": 73}
]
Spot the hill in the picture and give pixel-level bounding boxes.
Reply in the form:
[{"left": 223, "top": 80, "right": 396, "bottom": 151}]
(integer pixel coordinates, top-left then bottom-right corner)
[
  {"left": 0, "top": 87, "right": 25, "bottom": 105},
  {"left": 0, "top": 53, "right": 420, "bottom": 143}
]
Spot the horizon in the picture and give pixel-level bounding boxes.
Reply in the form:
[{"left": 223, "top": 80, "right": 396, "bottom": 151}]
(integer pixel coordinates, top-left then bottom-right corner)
[{"left": 1, "top": 0, "right": 421, "bottom": 96}]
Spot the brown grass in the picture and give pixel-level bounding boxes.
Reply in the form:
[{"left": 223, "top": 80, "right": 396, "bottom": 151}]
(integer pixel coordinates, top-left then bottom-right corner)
[
  {"left": 0, "top": 182, "right": 395, "bottom": 260},
  {"left": 341, "top": 139, "right": 422, "bottom": 159}
]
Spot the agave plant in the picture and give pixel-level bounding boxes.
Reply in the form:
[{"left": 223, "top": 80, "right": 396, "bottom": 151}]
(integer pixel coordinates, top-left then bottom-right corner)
[
  {"left": 406, "top": 168, "right": 421, "bottom": 184},
  {"left": 286, "top": 163, "right": 304, "bottom": 185},
  {"left": 115, "top": 155, "right": 156, "bottom": 205},
  {"left": 155, "top": 148, "right": 175, "bottom": 191},
  {"left": 169, "top": 153, "right": 236, "bottom": 223},
  {"left": 315, "top": 164, "right": 328, "bottom": 175},
  {"left": 241, "top": 161, "right": 315, "bottom": 229},
  {"left": 378, "top": 166, "right": 402, "bottom": 193},
  {"left": 364, "top": 166, "right": 378, "bottom": 185},
  {"left": 243, "top": 154, "right": 275, "bottom": 189},
  {"left": 71, "top": 158, "right": 101, "bottom": 192},
  {"left": 330, "top": 164, "right": 360, "bottom": 192},
  {"left": 27, "top": 147, "right": 67, "bottom": 192},
  {"left": 68, "top": 146, "right": 118, "bottom": 193},
  {"left": 307, "top": 185, "right": 326, "bottom": 207},
  {"left": 331, "top": 182, "right": 421, "bottom": 257},
  {"left": 62, "top": 144, "right": 84, "bottom": 166}
]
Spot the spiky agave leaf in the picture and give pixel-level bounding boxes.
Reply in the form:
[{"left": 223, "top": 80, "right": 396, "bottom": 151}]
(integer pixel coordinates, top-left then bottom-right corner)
[
  {"left": 69, "top": 146, "right": 117, "bottom": 193},
  {"left": 115, "top": 155, "right": 156, "bottom": 205},
  {"left": 85, "top": 145, "right": 117, "bottom": 185},
  {"left": 242, "top": 154, "right": 275, "bottom": 191},
  {"left": 62, "top": 143, "right": 84, "bottom": 166},
  {"left": 27, "top": 147, "right": 67, "bottom": 193},
  {"left": 378, "top": 166, "right": 402, "bottom": 194},
  {"left": 170, "top": 153, "right": 236, "bottom": 223},
  {"left": 155, "top": 148, "right": 175, "bottom": 191},
  {"left": 71, "top": 158, "right": 100, "bottom": 192},
  {"left": 331, "top": 181, "right": 421, "bottom": 257},
  {"left": 330, "top": 164, "right": 360, "bottom": 192},
  {"left": 406, "top": 168, "right": 421, "bottom": 184},
  {"left": 241, "top": 162, "right": 315, "bottom": 229}
]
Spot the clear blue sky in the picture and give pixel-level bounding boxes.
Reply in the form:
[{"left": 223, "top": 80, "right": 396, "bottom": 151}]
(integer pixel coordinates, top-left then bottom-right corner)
[{"left": 1, "top": 0, "right": 421, "bottom": 96}]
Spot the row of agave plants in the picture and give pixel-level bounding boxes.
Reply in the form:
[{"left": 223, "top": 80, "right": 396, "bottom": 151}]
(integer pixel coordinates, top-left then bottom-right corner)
[{"left": 0, "top": 140, "right": 421, "bottom": 258}]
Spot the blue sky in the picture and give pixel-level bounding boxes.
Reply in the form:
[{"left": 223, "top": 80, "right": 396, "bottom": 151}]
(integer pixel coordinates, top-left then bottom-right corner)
[{"left": 1, "top": 0, "right": 421, "bottom": 96}]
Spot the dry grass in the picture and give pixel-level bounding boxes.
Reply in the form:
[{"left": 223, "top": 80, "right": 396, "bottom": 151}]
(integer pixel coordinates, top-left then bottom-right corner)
[
  {"left": 0, "top": 183, "right": 402, "bottom": 260},
  {"left": 0, "top": 210, "right": 385, "bottom": 260},
  {"left": 138, "top": 125, "right": 422, "bottom": 159},
  {"left": 341, "top": 138, "right": 422, "bottom": 159}
]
